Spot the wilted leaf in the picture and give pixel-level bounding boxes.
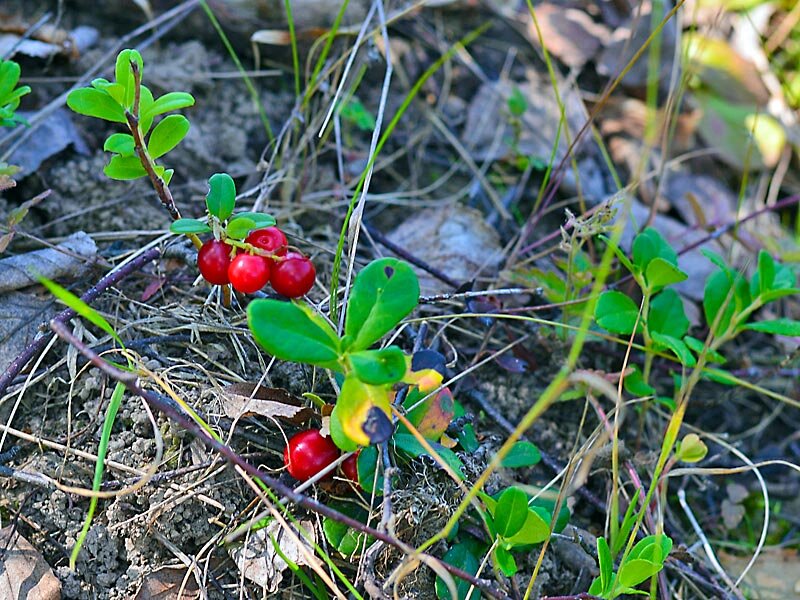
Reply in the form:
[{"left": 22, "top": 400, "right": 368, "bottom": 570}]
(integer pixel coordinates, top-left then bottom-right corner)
[
  {"left": 134, "top": 565, "right": 200, "bottom": 599},
  {"left": 220, "top": 384, "right": 315, "bottom": 424},
  {"left": 0, "top": 526, "right": 61, "bottom": 600}
]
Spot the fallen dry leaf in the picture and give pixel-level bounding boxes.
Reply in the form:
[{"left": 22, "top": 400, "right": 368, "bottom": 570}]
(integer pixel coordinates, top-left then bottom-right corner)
[
  {"left": 134, "top": 565, "right": 200, "bottom": 600},
  {"left": 230, "top": 520, "right": 316, "bottom": 592},
  {"left": 0, "top": 526, "right": 61, "bottom": 600},
  {"left": 221, "top": 383, "right": 315, "bottom": 424},
  {"left": 527, "top": 3, "right": 609, "bottom": 69}
]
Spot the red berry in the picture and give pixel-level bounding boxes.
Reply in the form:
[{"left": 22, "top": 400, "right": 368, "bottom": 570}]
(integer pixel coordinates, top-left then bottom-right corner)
[
  {"left": 198, "top": 239, "right": 232, "bottom": 285},
  {"left": 246, "top": 227, "right": 288, "bottom": 262},
  {"left": 228, "top": 254, "right": 271, "bottom": 294},
  {"left": 271, "top": 252, "right": 316, "bottom": 298},
  {"left": 341, "top": 452, "right": 360, "bottom": 486},
  {"left": 283, "top": 429, "right": 341, "bottom": 482}
]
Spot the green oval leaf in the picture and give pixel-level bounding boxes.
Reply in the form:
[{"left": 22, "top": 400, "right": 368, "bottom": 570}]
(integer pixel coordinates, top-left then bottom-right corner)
[
  {"left": 344, "top": 258, "right": 420, "bottom": 351},
  {"left": 226, "top": 216, "right": 257, "bottom": 240},
  {"left": 595, "top": 290, "right": 641, "bottom": 335},
  {"left": 234, "top": 211, "right": 276, "bottom": 228},
  {"left": 632, "top": 228, "right": 678, "bottom": 273},
  {"left": 743, "top": 319, "right": 800, "bottom": 336},
  {"left": 104, "top": 155, "right": 147, "bottom": 180},
  {"left": 645, "top": 257, "right": 687, "bottom": 291},
  {"left": 115, "top": 49, "right": 143, "bottom": 109},
  {"left": 67, "top": 88, "right": 126, "bottom": 123},
  {"left": 247, "top": 299, "right": 340, "bottom": 368},
  {"left": 206, "top": 173, "right": 236, "bottom": 221},
  {"left": 142, "top": 91, "right": 195, "bottom": 119},
  {"left": 648, "top": 288, "right": 689, "bottom": 338},
  {"left": 147, "top": 114, "right": 189, "bottom": 159},
  {"left": 349, "top": 346, "right": 407, "bottom": 385},
  {"left": 169, "top": 218, "right": 211, "bottom": 234},
  {"left": 435, "top": 543, "right": 481, "bottom": 600},
  {"left": 703, "top": 269, "right": 736, "bottom": 336},
  {"left": 504, "top": 506, "right": 551, "bottom": 546},
  {"left": 0, "top": 60, "right": 22, "bottom": 99},
  {"left": 651, "top": 332, "right": 696, "bottom": 366},
  {"left": 494, "top": 487, "right": 529, "bottom": 538},
  {"left": 500, "top": 441, "right": 541, "bottom": 468},
  {"left": 103, "top": 133, "right": 135, "bottom": 156}
]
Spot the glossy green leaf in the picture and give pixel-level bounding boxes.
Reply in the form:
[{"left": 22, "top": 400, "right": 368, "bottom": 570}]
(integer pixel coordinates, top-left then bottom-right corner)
[
  {"left": 500, "top": 441, "right": 541, "bottom": 468},
  {"left": 103, "top": 133, "right": 135, "bottom": 156},
  {"left": 205, "top": 172, "right": 236, "bottom": 221},
  {"left": 623, "top": 365, "right": 656, "bottom": 397},
  {"left": 597, "top": 537, "right": 613, "bottom": 595},
  {"left": 104, "top": 155, "right": 147, "bottom": 180},
  {"left": 392, "top": 433, "right": 464, "bottom": 478},
  {"left": 0, "top": 60, "right": 21, "bottom": 99},
  {"left": 651, "top": 332, "right": 696, "bottom": 367},
  {"left": 349, "top": 346, "right": 407, "bottom": 385},
  {"left": 595, "top": 291, "right": 641, "bottom": 335},
  {"left": 233, "top": 211, "right": 276, "bottom": 229},
  {"left": 344, "top": 258, "right": 420, "bottom": 351},
  {"left": 493, "top": 486, "right": 529, "bottom": 538},
  {"left": 322, "top": 501, "right": 372, "bottom": 556},
  {"left": 142, "top": 91, "right": 195, "bottom": 119},
  {"left": 618, "top": 558, "right": 663, "bottom": 589},
  {"left": 742, "top": 319, "right": 800, "bottom": 336},
  {"left": 169, "top": 218, "right": 210, "bottom": 234},
  {"left": 645, "top": 258, "right": 687, "bottom": 291},
  {"left": 503, "top": 505, "right": 551, "bottom": 546},
  {"left": 630, "top": 533, "right": 672, "bottom": 562},
  {"left": 226, "top": 216, "right": 256, "bottom": 240},
  {"left": 493, "top": 545, "right": 517, "bottom": 576},
  {"left": 247, "top": 299, "right": 340, "bottom": 368},
  {"left": 683, "top": 336, "right": 726, "bottom": 364},
  {"left": 356, "top": 446, "right": 380, "bottom": 494},
  {"left": 703, "top": 269, "right": 736, "bottom": 336},
  {"left": 115, "top": 49, "right": 143, "bottom": 109},
  {"left": 147, "top": 114, "right": 189, "bottom": 159},
  {"left": 632, "top": 228, "right": 678, "bottom": 272},
  {"left": 435, "top": 543, "right": 480, "bottom": 600},
  {"left": 67, "top": 88, "right": 126, "bottom": 123},
  {"left": 751, "top": 250, "right": 775, "bottom": 296},
  {"left": 648, "top": 288, "right": 689, "bottom": 338}
]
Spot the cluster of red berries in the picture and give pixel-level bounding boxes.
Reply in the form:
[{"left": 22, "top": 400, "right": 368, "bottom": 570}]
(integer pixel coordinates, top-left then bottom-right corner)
[
  {"left": 196, "top": 226, "right": 316, "bottom": 297},
  {"left": 283, "top": 429, "right": 359, "bottom": 486}
]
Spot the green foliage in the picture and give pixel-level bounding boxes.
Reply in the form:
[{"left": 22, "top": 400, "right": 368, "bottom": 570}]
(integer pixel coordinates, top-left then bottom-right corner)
[
  {"left": 321, "top": 501, "right": 374, "bottom": 556},
  {"left": 339, "top": 97, "right": 376, "bottom": 131},
  {"left": 596, "top": 230, "right": 798, "bottom": 396},
  {"left": 589, "top": 534, "right": 673, "bottom": 599},
  {"left": 0, "top": 59, "right": 32, "bottom": 128},
  {"left": 500, "top": 441, "right": 542, "bottom": 468},
  {"left": 435, "top": 542, "right": 481, "bottom": 600},
  {"left": 168, "top": 173, "right": 274, "bottom": 241},
  {"left": 250, "top": 257, "right": 442, "bottom": 449},
  {"left": 67, "top": 49, "right": 195, "bottom": 184}
]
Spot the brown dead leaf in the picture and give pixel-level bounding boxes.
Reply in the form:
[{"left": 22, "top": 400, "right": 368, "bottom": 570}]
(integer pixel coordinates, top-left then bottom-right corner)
[
  {"left": 134, "top": 565, "right": 200, "bottom": 600},
  {"left": 221, "top": 383, "right": 315, "bottom": 424},
  {"left": 0, "top": 526, "right": 60, "bottom": 600},
  {"left": 528, "top": 3, "right": 609, "bottom": 69}
]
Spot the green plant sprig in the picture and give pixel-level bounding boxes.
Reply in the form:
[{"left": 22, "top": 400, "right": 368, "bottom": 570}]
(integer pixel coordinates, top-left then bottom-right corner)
[{"left": 67, "top": 49, "right": 200, "bottom": 247}]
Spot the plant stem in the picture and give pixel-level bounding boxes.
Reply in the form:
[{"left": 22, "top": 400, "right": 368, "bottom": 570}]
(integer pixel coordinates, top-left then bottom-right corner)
[{"left": 126, "top": 61, "right": 202, "bottom": 250}]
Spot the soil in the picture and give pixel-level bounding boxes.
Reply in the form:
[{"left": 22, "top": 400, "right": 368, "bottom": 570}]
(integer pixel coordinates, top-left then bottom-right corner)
[{"left": 1, "top": 1, "right": 798, "bottom": 599}]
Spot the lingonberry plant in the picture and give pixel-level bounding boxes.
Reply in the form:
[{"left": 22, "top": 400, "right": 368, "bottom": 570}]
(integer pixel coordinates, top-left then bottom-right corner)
[{"left": 0, "top": 57, "right": 32, "bottom": 178}]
